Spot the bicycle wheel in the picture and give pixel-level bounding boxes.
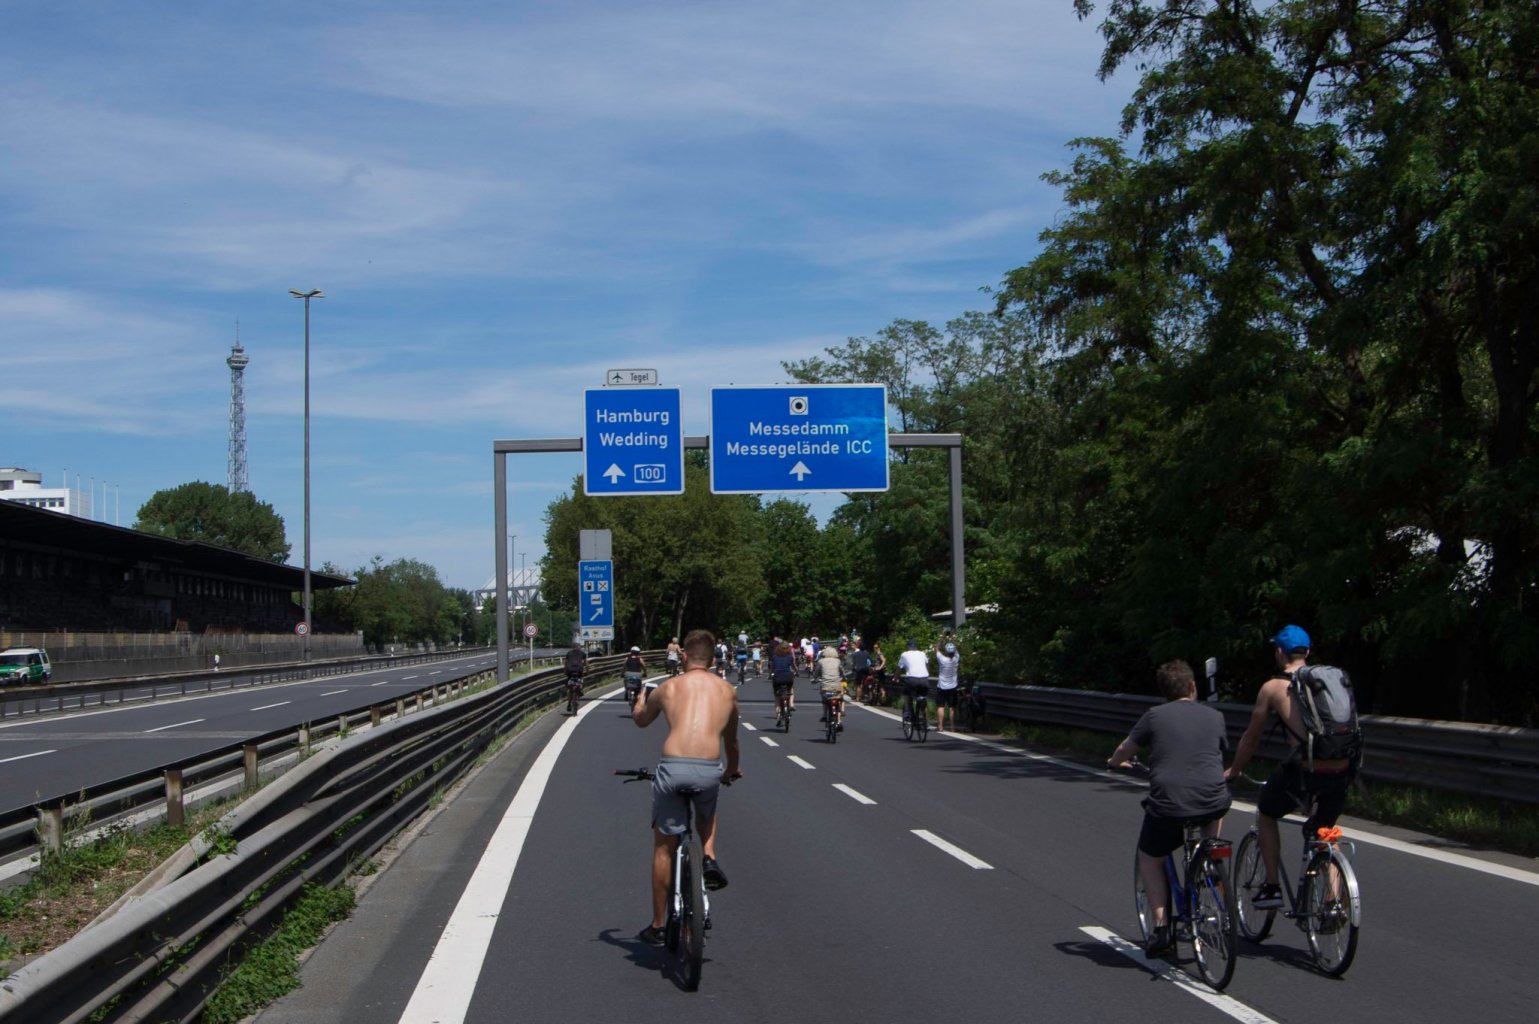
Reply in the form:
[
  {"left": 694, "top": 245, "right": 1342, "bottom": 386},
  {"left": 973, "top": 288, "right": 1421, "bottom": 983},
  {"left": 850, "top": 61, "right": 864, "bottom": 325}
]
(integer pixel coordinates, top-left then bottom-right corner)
[
  {"left": 1304, "top": 848, "right": 1359, "bottom": 976},
  {"left": 1233, "top": 831, "right": 1275, "bottom": 942},
  {"left": 566, "top": 687, "right": 579, "bottom": 715},
  {"left": 826, "top": 708, "right": 838, "bottom": 743},
  {"left": 1132, "top": 845, "right": 1156, "bottom": 945},
  {"left": 901, "top": 706, "right": 914, "bottom": 740},
  {"left": 916, "top": 702, "right": 928, "bottom": 742},
  {"left": 679, "top": 833, "right": 706, "bottom": 991},
  {"left": 1189, "top": 851, "right": 1237, "bottom": 990}
]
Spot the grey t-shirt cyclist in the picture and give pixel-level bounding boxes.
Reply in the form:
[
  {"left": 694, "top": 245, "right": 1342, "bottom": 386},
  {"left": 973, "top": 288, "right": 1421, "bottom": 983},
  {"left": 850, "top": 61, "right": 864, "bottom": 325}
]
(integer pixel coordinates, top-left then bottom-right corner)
[{"left": 1128, "top": 700, "right": 1230, "bottom": 820}]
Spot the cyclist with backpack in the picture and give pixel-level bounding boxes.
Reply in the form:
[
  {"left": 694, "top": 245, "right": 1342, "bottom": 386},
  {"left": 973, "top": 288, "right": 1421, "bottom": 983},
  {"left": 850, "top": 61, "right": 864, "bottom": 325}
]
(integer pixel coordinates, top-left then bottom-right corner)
[
  {"left": 1225, "top": 625, "right": 1362, "bottom": 909},
  {"left": 564, "top": 643, "right": 589, "bottom": 708}
]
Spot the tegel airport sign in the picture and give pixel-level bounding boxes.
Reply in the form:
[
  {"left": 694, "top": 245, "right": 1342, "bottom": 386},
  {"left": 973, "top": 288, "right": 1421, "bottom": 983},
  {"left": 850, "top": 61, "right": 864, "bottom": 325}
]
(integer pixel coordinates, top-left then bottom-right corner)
[
  {"left": 583, "top": 386, "right": 684, "bottom": 496},
  {"left": 605, "top": 368, "right": 658, "bottom": 386},
  {"left": 709, "top": 383, "right": 889, "bottom": 494}
]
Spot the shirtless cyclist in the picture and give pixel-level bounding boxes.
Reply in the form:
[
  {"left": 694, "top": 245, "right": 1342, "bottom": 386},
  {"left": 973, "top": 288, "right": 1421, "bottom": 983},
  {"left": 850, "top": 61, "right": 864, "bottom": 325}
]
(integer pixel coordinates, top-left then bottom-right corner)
[{"left": 631, "top": 629, "right": 742, "bottom": 946}]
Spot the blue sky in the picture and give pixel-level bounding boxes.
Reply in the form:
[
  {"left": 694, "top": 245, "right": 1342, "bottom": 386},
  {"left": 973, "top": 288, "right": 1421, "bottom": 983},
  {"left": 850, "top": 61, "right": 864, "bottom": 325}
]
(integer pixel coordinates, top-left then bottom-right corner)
[{"left": 0, "top": 1, "right": 1132, "bottom": 591}]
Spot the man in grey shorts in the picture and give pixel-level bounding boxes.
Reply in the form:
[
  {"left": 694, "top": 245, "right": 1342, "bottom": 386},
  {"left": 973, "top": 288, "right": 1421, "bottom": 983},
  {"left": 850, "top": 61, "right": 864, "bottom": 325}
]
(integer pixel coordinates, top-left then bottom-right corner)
[{"left": 632, "top": 628, "right": 742, "bottom": 947}]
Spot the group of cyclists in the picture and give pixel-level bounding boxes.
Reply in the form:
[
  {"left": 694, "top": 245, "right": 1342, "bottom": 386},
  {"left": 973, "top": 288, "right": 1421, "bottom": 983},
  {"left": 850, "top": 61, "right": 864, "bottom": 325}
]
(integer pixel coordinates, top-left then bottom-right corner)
[{"left": 575, "top": 620, "right": 1354, "bottom": 973}]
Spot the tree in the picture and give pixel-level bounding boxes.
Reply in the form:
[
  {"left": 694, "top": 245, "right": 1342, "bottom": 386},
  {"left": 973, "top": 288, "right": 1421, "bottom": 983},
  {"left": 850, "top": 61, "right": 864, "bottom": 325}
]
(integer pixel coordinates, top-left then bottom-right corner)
[{"left": 135, "top": 482, "right": 290, "bottom": 562}]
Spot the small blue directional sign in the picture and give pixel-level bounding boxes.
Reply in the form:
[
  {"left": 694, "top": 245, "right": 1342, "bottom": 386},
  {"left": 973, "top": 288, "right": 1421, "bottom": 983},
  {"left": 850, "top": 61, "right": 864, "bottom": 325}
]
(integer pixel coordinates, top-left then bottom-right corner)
[
  {"left": 709, "top": 384, "right": 889, "bottom": 494},
  {"left": 578, "top": 559, "right": 614, "bottom": 641},
  {"left": 584, "top": 386, "right": 683, "bottom": 496}
]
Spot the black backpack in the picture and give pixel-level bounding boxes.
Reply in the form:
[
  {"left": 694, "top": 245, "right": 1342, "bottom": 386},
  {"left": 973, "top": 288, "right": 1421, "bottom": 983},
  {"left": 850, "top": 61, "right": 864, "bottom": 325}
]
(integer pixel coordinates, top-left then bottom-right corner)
[
  {"left": 1288, "top": 665, "right": 1363, "bottom": 767},
  {"left": 565, "top": 648, "right": 587, "bottom": 673}
]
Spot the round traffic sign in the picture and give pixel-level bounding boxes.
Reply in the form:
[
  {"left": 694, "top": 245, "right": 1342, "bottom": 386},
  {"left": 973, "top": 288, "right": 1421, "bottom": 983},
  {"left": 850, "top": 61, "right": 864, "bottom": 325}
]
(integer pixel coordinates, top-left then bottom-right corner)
[
  {"left": 523, "top": 622, "right": 539, "bottom": 639},
  {"left": 295, "top": 622, "right": 309, "bottom": 636}
]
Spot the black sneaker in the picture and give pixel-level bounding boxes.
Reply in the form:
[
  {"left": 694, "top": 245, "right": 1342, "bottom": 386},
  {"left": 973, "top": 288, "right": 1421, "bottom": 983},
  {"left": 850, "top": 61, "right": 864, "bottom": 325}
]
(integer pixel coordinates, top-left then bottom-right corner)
[
  {"left": 702, "top": 856, "right": 729, "bottom": 891},
  {"left": 637, "top": 924, "right": 666, "bottom": 947},
  {"left": 1145, "top": 924, "right": 1175, "bottom": 958},
  {"left": 1253, "top": 883, "right": 1283, "bottom": 909}
]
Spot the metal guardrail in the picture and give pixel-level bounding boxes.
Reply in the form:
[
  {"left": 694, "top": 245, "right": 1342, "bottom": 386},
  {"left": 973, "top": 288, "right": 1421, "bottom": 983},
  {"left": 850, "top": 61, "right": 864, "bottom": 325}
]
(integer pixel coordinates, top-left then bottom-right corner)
[
  {"left": 0, "top": 646, "right": 502, "bottom": 719},
  {"left": 963, "top": 681, "right": 1539, "bottom": 806},
  {"left": 0, "top": 653, "right": 634, "bottom": 1024}
]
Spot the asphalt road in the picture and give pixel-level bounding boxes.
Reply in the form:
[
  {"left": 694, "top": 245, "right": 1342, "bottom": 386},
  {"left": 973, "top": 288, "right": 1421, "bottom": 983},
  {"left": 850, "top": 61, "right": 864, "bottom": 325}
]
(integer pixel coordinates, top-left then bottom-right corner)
[
  {"left": 0, "top": 651, "right": 523, "bottom": 812},
  {"left": 259, "top": 673, "right": 1539, "bottom": 1024}
]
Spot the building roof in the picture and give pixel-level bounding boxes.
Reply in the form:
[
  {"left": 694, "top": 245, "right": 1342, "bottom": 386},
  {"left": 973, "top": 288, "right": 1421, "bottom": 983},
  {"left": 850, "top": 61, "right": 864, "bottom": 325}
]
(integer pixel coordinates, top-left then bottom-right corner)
[{"left": 0, "top": 499, "right": 352, "bottom": 590}]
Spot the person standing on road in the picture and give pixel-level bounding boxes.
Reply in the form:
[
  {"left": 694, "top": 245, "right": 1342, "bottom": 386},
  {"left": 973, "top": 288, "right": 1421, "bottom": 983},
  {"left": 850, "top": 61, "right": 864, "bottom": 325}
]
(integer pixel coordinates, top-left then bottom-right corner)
[
  {"left": 632, "top": 629, "right": 742, "bottom": 947},
  {"left": 933, "top": 640, "right": 961, "bottom": 731},
  {"left": 665, "top": 637, "right": 682, "bottom": 676},
  {"left": 1106, "top": 659, "right": 1231, "bottom": 957},
  {"left": 896, "top": 639, "right": 931, "bottom": 727}
]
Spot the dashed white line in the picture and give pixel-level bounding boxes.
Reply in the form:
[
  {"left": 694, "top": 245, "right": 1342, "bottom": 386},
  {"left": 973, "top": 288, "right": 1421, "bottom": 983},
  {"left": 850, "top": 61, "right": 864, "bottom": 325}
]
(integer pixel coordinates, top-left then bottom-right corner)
[
  {"left": 250, "top": 701, "right": 291, "bottom": 711},
  {"left": 0, "top": 750, "right": 55, "bottom": 765},
  {"left": 403, "top": 675, "right": 420, "bottom": 680},
  {"left": 759, "top": 736, "right": 780, "bottom": 748},
  {"left": 742, "top": 722, "right": 757, "bottom": 731},
  {"left": 144, "top": 719, "right": 204, "bottom": 734},
  {"left": 833, "top": 783, "right": 876, "bottom": 805},
  {"left": 787, "top": 755, "right": 816, "bottom": 770},
  {"left": 371, "top": 681, "right": 391, "bottom": 687},
  {"left": 1079, "top": 927, "right": 1279, "bottom": 1023},
  {"left": 320, "top": 689, "right": 348, "bottom": 697},
  {"left": 912, "top": 829, "right": 993, "bottom": 870}
]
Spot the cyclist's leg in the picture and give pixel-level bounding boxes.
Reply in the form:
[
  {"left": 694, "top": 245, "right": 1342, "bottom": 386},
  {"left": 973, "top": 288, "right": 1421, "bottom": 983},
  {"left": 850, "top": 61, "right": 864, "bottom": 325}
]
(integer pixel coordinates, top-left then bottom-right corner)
[
  {"left": 1255, "top": 762, "right": 1302, "bottom": 885},
  {"left": 1138, "top": 813, "right": 1180, "bottom": 927},
  {"left": 650, "top": 829, "right": 678, "bottom": 928}
]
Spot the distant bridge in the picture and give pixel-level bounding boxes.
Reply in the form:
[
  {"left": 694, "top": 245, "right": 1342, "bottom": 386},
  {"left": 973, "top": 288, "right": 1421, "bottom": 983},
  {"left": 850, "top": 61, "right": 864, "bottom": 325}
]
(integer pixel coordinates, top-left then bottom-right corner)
[{"left": 475, "top": 564, "right": 542, "bottom": 611}]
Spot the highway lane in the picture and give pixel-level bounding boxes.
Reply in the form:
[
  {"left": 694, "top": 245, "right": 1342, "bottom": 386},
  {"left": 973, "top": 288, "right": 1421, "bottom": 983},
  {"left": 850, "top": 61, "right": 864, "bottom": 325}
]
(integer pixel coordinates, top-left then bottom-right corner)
[
  {"left": 261, "top": 674, "right": 1539, "bottom": 1024},
  {"left": 0, "top": 652, "right": 509, "bottom": 813}
]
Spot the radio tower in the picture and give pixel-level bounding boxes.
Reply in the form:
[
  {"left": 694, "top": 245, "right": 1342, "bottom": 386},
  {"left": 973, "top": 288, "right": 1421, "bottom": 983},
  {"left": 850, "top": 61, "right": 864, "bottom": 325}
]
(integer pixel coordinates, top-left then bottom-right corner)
[{"left": 227, "top": 325, "right": 250, "bottom": 494}]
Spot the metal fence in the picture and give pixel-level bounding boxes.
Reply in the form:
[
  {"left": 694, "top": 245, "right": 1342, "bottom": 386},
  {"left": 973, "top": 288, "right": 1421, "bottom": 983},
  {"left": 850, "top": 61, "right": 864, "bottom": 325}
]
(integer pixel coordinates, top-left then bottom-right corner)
[{"left": 0, "top": 653, "right": 632, "bottom": 1024}]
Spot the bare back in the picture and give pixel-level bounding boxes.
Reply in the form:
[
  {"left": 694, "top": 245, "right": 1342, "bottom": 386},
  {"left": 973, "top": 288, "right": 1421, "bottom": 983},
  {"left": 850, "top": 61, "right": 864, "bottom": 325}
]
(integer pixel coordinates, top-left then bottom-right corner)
[{"left": 644, "top": 667, "right": 740, "bottom": 761}]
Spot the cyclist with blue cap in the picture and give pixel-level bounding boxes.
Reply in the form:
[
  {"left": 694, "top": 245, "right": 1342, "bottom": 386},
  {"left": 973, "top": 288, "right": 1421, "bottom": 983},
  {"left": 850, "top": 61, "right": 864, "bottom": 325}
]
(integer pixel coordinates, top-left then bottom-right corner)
[{"left": 1225, "top": 625, "right": 1355, "bottom": 909}]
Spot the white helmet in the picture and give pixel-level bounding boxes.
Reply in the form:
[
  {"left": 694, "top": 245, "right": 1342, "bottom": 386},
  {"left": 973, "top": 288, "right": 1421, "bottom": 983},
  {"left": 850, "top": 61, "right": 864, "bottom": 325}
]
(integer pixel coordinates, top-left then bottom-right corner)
[{"left": 630, "top": 646, "right": 641, "bottom": 653}]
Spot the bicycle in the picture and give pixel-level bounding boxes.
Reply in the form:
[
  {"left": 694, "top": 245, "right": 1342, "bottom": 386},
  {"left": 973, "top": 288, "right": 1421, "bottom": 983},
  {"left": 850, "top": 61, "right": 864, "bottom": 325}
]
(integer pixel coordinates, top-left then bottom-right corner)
[
  {"left": 623, "top": 672, "right": 644, "bottom": 707},
  {"left": 1234, "top": 815, "right": 1360, "bottom": 976},
  {"left": 823, "top": 692, "right": 844, "bottom": 743},
  {"left": 1120, "top": 762, "right": 1238, "bottom": 990},
  {"left": 957, "top": 682, "right": 987, "bottom": 732},
  {"left": 735, "top": 656, "right": 748, "bottom": 685},
  {"left": 774, "top": 684, "right": 793, "bottom": 733},
  {"left": 901, "top": 683, "right": 929, "bottom": 742},
  {"left": 615, "top": 767, "right": 728, "bottom": 991},
  {"left": 564, "top": 674, "right": 583, "bottom": 715}
]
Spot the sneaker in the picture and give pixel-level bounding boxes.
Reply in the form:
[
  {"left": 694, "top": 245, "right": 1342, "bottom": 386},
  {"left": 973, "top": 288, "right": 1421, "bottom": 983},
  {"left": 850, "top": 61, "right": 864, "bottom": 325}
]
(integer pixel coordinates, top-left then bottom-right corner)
[
  {"left": 637, "top": 924, "right": 667, "bottom": 947},
  {"left": 1145, "top": 924, "right": 1175, "bottom": 958},
  {"left": 702, "top": 856, "right": 729, "bottom": 891},
  {"left": 1252, "top": 883, "right": 1283, "bottom": 909}
]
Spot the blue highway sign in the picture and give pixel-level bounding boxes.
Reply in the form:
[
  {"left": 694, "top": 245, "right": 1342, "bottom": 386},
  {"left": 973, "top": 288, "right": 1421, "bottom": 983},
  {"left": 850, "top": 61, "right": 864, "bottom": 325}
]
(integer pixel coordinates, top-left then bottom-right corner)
[
  {"left": 578, "top": 559, "right": 614, "bottom": 641},
  {"left": 583, "top": 386, "right": 683, "bottom": 496},
  {"left": 709, "top": 384, "right": 889, "bottom": 494}
]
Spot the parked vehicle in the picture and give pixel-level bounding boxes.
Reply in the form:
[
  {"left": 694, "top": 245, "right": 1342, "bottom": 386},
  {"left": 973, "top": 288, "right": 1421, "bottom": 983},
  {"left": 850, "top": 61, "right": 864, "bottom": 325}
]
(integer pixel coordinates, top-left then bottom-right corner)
[{"left": 0, "top": 647, "right": 52, "bottom": 684}]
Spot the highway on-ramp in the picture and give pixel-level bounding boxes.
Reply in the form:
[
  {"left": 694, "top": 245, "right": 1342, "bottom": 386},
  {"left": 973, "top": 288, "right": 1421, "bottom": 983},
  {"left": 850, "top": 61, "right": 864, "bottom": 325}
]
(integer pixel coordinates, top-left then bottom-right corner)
[{"left": 258, "top": 673, "right": 1539, "bottom": 1024}]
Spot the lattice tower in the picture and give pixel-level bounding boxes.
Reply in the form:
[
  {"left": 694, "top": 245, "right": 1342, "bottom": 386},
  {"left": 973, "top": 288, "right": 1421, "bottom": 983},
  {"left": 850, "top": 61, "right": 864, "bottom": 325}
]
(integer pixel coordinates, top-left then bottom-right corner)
[{"left": 227, "top": 327, "right": 250, "bottom": 493}]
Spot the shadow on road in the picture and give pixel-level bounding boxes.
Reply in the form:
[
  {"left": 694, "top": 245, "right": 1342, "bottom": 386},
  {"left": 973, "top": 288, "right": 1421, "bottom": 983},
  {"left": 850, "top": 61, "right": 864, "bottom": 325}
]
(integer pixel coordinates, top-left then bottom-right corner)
[
  {"left": 595, "top": 926, "right": 707, "bottom": 992},
  {"left": 1052, "top": 938, "right": 1158, "bottom": 975}
]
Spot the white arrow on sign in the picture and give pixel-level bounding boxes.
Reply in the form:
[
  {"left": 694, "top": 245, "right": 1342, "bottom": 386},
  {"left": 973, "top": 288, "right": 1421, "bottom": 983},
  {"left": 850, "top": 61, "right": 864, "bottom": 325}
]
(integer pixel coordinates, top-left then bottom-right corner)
[
  {"left": 603, "top": 464, "right": 626, "bottom": 483},
  {"left": 789, "top": 460, "right": 812, "bottom": 482},
  {"left": 590, "top": 606, "right": 604, "bottom": 622}
]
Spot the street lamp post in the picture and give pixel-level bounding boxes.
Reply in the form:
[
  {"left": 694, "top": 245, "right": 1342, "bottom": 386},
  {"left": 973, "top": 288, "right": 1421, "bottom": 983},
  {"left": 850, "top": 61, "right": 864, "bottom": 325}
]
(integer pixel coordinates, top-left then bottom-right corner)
[{"left": 289, "top": 288, "right": 324, "bottom": 662}]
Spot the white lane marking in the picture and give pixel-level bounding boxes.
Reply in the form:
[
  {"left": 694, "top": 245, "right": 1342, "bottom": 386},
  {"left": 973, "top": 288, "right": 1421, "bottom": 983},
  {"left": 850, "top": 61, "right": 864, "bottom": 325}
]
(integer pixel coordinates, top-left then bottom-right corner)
[
  {"left": 787, "top": 755, "right": 816, "bottom": 770},
  {"left": 0, "top": 749, "right": 56, "bottom": 765},
  {"left": 854, "top": 703, "right": 1539, "bottom": 887},
  {"left": 397, "top": 684, "right": 610, "bottom": 1024},
  {"left": 403, "top": 675, "right": 420, "bottom": 680},
  {"left": 759, "top": 736, "right": 780, "bottom": 748},
  {"left": 371, "top": 680, "right": 391, "bottom": 687},
  {"left": 143, "top": 719, "right": 204, "bottom": 734},
  {"left": 1080, "top": 927, "right": 1279, "bottom": 1023},
  {"left": 320, "top": 689, "right": 348, "bottom": 697},
  {"left": 250, "top": 701, "right": 291, "bottom": 711},
  {"left": 912, "top": 829, "right": 993, "bottom": 870},
  {"left": 834, "top": 783, "right": 876, "bottom": 805},
  {"left": 429, "top": 670, "right": 443, "bottom": 675},
  {"left": 742, "top": 722, "right": 757, "bottom": 731}
]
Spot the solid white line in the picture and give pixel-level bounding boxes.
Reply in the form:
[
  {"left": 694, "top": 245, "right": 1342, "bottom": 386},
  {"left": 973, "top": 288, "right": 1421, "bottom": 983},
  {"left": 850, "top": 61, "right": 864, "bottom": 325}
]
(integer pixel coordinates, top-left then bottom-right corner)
[
  {"left": 143, "top": 719, "right": 204, "bottom": 734},
  {"left": 320, "top": 689, "right": 348, "bottom": 697},
  {"left": 0, "top": 749, "right": 55, "bottom": 765},
  {"left": 853, "top": 703, "right": 1539, "bottom": 887},
  {"left": 759, "top": 736, "right": 779, "bottom": 748},
  {"left": 912, "top": 829, "right": 993, "bottom": 869},
  {"left": 833, "top": 783, "right": 876, "bottom": 805},
  {"left": 1079, "top": 927, "right": 1279, "bottom": 1023},
  {"left": 250, "top": 701, "right": 290, "bottom": 711},
  {"left": 787, "top": 755, "right": 816, "bottom": 770},
  {"left": 397, "top": 685, "right": 609, "bottom": 1024},
  {"left": 742, "top": 722, "right": 757, "bottom": 731}
]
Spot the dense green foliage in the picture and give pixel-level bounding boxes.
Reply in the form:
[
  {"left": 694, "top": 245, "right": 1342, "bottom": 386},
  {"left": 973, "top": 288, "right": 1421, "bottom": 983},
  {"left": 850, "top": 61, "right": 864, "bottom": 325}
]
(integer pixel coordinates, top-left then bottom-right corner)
[
  {"left": 312, "top": 557, "right": 483, "bottom": 648},
  {"left": 534, "top": 1, "right": 1537, "bottom": 725},
  {"left": 134, "top": 481, "right": 290, "bottom": 562}
]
